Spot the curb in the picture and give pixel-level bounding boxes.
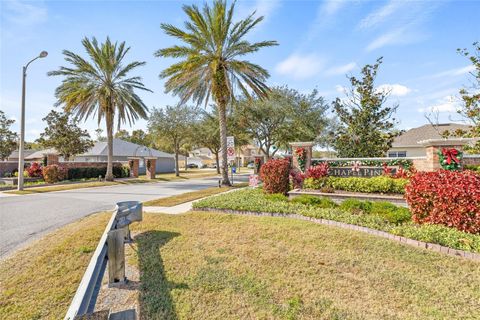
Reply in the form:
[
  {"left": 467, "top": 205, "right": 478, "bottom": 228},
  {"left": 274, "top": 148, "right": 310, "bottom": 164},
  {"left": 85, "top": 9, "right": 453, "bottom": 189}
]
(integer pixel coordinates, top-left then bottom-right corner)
[{"left": 195, "top": 207, "right": 480, "bottom": 262}]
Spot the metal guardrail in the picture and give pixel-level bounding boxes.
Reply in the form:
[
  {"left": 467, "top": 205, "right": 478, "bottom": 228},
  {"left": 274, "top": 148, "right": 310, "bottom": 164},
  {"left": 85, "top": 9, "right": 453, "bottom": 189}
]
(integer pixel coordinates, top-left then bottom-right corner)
[{"left": 64, "top": 201, "right": 143, "bottom": 320}]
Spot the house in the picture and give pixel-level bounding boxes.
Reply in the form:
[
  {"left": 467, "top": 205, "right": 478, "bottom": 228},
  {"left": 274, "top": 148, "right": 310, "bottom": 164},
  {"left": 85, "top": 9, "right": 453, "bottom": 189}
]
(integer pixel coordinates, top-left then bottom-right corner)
[
  {"left": 235, "top": 144, "right": 266, "bottom": 166},
  {"left": 7, "top": 149, "right": 40, "bottom": 161},
  {"left": 388, "top": 123, "right": 473, "bottom": 157},
  {"left": 24, "top": 139, "right": 175, "bottom": 173}
]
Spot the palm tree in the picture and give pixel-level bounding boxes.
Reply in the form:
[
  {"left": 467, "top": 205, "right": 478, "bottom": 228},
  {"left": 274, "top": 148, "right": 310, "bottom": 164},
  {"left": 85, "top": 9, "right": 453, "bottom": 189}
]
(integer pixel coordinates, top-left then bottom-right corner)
[
  {"left": 156, "top": 0, "right": 277, "bottom": 185},
  {"left": 49, "top": 37, "right": 152, "bottom": 181}
]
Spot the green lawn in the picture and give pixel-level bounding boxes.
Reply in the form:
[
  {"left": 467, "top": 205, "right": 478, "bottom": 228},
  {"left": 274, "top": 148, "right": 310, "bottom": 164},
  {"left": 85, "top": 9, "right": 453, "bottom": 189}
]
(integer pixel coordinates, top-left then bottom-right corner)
[{"left": 2, "top": 211, "right": 479, "bottom": 320}]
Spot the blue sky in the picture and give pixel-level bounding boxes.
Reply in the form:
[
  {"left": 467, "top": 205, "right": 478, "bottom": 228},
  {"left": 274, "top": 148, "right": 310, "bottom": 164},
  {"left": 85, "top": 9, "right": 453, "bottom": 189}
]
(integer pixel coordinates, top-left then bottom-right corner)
[{"left": 1, "top": 0, "right": 479, "bottom": 142}]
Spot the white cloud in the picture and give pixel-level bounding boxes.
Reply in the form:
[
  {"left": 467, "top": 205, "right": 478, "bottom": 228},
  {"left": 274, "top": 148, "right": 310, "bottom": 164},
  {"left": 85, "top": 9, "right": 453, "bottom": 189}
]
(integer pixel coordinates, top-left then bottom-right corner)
[
  {"left": 236, "top": 0, "right": 281, "bottom": 23},
  {"left": 418, "top": 95, "right": 460, "bottom": 113},
  {"left": 430, "top": 65, "right": 476, "bottom": 78},
  {"left": 335, "top": 85, "right": 347, "bottom": 94},
  {"left": 377, "top": 84, "right": 411, "bottom": 97},
  {"left": 3, "top": 0, "right": 47, "bottom": 27},
  {"left": 325, "top": 62, "right": 357, "bottom": 76},
  {"left": 321, "top": 0, "right": 347, "bottom": 16},
  {"left": 275, "top": 53, "right": 325, "bottom": 80},
  {"left": 359, "top": 0, "right": 406, "bottom": 29}
]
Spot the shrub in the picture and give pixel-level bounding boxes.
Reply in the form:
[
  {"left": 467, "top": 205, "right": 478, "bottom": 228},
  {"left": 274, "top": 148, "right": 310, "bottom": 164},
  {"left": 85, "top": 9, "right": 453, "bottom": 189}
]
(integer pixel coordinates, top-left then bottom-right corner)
[
  {"left": 265, "top": 193, "right": 289, "bottom": 202},
  {"left": 370, "top": 202, "right": 411, "bottom": 225},
  {"left": 339, "top": 199, "right": 373, "bottom": 214},
  {"left": 66, "top": 164, "right": 129, "bottom": 180},
  {"left": 260, "top": 159, "right": 290, "bottom": 194},
  {"left": 289, "top": 169, "right": 304, "bottom": 189},
  {"left": 305, "top": 163, "right": 329, "bottom": 179},
  {"left": 26, "top": 162, "right": 43, "bottom": 178},
  {"left": 326, "top": 176, "right": 408, "bottom": 194},
  {"left": 405, "top": 170, "right": 480, "bottom": 234},
  {"left": 42, "top": 165, "right": 67, "bottom": 183},
  {"left": 291, "top": 195, "right": 337, "bottom": 208}
]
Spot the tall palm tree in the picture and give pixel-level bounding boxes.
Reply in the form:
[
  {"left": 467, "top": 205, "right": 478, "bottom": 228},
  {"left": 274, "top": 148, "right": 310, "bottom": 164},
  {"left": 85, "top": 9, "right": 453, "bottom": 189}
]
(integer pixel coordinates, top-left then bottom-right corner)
[
  {"left": 49, "top": 37, "right": 151, "bottom": 181},
  {"left": 156, "top": 0, "right": 277, "bottom": 185}
]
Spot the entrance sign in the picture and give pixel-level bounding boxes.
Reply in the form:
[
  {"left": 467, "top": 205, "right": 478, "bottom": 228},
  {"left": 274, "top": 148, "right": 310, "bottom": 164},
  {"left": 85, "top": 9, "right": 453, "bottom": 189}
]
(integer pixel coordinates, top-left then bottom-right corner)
[
  {"left": 329, "top": 167, "right": 396, "bottom": 177},
  {"left": 227, "top": 136, "right": 235, "bottom": 161}
]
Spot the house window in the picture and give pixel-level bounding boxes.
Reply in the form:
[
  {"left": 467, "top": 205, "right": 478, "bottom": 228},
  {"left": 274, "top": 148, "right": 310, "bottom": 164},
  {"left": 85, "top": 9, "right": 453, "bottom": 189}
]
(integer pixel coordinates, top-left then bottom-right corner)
[{"left": 388, "top": 151, "right": 407, "bottom": 158}]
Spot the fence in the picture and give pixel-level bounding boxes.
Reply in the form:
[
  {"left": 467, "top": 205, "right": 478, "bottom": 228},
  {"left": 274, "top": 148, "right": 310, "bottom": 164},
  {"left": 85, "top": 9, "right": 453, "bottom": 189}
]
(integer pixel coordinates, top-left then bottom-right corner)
[{"left": 64, "top": 201, "right": 142, "bottom": 320}]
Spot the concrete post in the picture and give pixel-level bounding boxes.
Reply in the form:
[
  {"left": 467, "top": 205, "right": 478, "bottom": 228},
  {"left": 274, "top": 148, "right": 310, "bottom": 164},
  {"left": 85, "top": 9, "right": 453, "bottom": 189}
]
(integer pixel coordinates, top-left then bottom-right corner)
[
  {"left": 127, "top": 157, "right": 140, "bottom": 178},
  {"left": 145, "top": 157, "right": 157, "bottom": 179},
  {"left": 289, "top": 142, "right": 314, "bottom": 172}
]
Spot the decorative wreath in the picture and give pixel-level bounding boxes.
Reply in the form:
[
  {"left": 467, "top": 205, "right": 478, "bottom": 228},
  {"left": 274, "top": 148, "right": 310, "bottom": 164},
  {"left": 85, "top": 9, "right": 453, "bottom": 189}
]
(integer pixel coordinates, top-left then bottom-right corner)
[
  {"left": 438, "top": 147, "right": 463, "bottom": 171},
  {"left": 295, "top": 147, "right": 306, "bottom": 172}
]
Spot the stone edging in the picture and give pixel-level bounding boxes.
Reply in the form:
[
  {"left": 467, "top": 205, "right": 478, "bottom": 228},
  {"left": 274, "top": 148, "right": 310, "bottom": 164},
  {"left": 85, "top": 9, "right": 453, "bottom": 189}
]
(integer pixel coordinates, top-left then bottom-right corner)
[{"left": 195, "top": 207, "right": 480, "bottom": 262}]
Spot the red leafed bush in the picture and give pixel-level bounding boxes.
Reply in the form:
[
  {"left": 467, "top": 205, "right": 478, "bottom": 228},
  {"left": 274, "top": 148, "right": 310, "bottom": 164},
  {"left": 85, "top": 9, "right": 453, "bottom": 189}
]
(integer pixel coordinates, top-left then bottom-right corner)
[
  {"left": 42, "top": 164, "right": 67, "bottom": 184},
  {"left": 260, "top": 159, "right": 291, "bottom": 194},
  {"left": 405, "top": 170, "right": 480, "bottom": 234},
  {"left": 289, "top": 169, "right": 304, "bottom": 189},
  {"left": 305, "top": 163, "right": 329, "bottom": 179},
  {"left": 27, "top": 162, "right": 43, "bottom": 178}
]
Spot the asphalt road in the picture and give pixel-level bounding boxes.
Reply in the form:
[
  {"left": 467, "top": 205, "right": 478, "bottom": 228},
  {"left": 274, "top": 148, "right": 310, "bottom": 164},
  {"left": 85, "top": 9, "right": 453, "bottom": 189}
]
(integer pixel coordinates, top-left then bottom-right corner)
[{"left": 0, "top": 174, "right": 247, "bottom": 259}]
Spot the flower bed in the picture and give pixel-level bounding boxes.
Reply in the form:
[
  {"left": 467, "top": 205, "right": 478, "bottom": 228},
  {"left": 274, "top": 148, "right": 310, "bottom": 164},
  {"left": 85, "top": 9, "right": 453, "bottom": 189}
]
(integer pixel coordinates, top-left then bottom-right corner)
[
  {"left": 303, "top": 176, "right": 408, "bottom": 194},
  {"left": 193, "top": 188, "right": 480, "bottom": 253}
]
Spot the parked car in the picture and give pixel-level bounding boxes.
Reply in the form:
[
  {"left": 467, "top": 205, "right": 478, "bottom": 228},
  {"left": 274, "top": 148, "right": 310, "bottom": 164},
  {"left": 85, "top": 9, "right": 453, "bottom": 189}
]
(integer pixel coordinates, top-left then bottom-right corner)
[
  {"left": 247, "top": 162, "right": 255, "bottom": 169},
  {"left": 187, "top": 163, "right": 199, "bottom": 168}
]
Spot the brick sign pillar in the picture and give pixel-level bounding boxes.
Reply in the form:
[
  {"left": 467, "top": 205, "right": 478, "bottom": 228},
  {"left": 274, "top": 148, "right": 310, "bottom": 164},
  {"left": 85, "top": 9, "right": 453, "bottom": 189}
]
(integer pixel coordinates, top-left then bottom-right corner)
[
  {"left": 145, "top": 157, "right": 157, "bottom": 179},
  {"left": 46, "top": 153, "right": 59, "bottom": 165},
  {"left": 128, "top": 157, "right": 140, "bottom": 178},
  {"left": 289, "top": 142, "right": 314, "bottom": 172},
  {"left": 417, "top": 138, "right": 473, "bottom": 171}
]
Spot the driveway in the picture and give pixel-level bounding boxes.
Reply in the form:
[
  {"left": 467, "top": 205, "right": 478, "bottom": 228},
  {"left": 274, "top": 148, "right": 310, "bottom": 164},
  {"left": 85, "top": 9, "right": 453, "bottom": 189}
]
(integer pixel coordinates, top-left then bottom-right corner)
[{"left": 0, "top": 174, "right": 247, "bottom": 259}]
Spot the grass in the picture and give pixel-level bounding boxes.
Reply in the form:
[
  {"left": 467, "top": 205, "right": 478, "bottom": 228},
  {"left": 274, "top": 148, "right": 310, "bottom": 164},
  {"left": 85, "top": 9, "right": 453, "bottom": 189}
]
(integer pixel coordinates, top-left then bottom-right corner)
[
  {"left": 1, "top": 211, "right": 479, "bottom": 319},
  {"left": 4, "top": 170, "right": 219, "bottom": 195},
  {"left": 194, "top": 188, "right": 480, "bottom": 253},
  {"left": 0, "top": 212, "right": 110, "bottom": 320},
  {"left": 129, "top": 212, "right": 480, "bottom": 319},
  {"left": 143, "top": 183, "right": 248, "bottom": 207}
]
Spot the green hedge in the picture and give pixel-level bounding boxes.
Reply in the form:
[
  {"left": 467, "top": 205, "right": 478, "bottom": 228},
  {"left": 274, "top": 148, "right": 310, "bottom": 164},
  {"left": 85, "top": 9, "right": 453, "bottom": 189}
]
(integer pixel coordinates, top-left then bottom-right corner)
[
  {"left": 66, "top": 165, "right": 130, "bottom": 180},
  {"left": 303, "top": 176, "right": 408, "bottom": 194},
  {"left": 193, "top": 188, "right": 480, "bottom": 253}
]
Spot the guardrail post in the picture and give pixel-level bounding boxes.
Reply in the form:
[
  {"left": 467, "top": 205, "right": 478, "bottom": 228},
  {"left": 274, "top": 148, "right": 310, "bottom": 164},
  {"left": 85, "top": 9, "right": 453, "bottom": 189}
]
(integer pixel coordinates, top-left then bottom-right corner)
[{"left": 107, "top": 228, "right": 126, "bottom": 286}]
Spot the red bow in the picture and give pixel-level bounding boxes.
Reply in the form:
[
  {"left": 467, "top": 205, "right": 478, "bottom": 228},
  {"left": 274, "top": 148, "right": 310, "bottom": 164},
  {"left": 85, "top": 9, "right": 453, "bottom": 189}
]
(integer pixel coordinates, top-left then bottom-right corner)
[{"left": 442, "top": 148, "right": 460, "bottom": 164}]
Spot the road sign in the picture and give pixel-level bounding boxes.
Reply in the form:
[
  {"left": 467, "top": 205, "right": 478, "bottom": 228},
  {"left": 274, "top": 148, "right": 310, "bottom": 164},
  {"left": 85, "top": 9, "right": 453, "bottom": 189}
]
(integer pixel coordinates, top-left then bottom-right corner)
[{"left": 227, "top": 136, "right": 235, "bottom": 161}]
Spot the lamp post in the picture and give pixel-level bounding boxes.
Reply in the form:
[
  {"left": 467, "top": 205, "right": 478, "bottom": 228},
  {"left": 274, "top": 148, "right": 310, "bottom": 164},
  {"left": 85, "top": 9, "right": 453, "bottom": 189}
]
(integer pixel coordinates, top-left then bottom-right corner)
[{"left": 17, "top": 51, "right": 48, "bottom": 191}]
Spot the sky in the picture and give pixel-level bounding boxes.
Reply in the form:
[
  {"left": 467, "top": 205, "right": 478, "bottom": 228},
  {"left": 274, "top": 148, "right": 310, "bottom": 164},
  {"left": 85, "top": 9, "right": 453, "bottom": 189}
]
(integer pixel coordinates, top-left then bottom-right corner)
[{"left": 1, "top": 0, "right": 479, "bottom": 142}]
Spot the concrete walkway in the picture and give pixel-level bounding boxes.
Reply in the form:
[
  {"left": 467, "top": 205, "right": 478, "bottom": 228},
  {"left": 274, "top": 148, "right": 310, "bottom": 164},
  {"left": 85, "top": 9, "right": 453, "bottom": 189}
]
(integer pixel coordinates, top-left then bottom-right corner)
[{"left": 143, "top": 201, "right": 195, "bottom": 214}]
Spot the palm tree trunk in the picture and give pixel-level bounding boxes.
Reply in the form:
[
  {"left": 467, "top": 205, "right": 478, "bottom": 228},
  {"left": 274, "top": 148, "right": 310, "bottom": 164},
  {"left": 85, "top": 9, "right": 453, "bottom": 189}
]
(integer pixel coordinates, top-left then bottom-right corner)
[
  {"left": 174, "top": 146, "right": 180, "bottom": 177},
  {"left": 218, "top": 102, "right": 231, "bottom": 186},
  {"left": 105, "top": 113, "right": 114, "bottom": 181},
  {"left": 215, "top": 151, "right": 220, "bottom": 174}
]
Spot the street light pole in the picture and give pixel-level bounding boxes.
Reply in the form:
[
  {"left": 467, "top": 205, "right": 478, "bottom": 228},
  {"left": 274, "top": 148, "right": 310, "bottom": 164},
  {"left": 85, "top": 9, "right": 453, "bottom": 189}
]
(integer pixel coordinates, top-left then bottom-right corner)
[{"left": 17, "top": 51, "right": 48, "bottom": 191}]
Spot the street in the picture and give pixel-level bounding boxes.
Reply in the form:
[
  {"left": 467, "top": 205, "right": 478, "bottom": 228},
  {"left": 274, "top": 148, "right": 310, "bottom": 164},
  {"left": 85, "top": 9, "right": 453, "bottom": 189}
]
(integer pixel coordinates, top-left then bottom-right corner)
[{"left": 0, "top": 175, "right": 246, "bottom": 259}]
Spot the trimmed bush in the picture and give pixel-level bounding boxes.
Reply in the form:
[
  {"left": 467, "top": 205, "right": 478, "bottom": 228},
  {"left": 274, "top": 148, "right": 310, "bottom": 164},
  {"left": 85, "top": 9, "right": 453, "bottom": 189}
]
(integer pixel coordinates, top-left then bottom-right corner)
[
  {"left": 26, "top": 162, "right": 43, "bottom": 178},
  {"left": 339, "top": 199, "right": 373, "bottom": 214},
  {"left": 66, "top": 165, "right": 130, "bottom": 180},
  {"left": 370, "top": 202, "right": 411, "bottom": 225},
  {"left": 305, "top": 176, "right": 408, "bottom": 194},
  {"left": 291, "top": 195, "right": 337, "bottom": 208},
  {"left": 305, "top": 163, "right": 329, "bottom": 179},
  {"left": 42, "top": 165, "right": 67, "bottom": 183},
  {"left": 405, "top": 170, "right": 480, "bottom": 234},
  {"left": 265, "top": 193, "right": 289, "bottom": 202},
  {"left": 260, "top": 159, "right": 290, "bottom": 194}
]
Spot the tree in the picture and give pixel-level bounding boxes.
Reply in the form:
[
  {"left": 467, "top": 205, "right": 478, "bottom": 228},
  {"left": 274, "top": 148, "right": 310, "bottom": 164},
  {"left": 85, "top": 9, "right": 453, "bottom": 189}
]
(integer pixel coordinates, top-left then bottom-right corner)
[
  {"left": 148, "top": 105, "right": 198, "bottom": 176},
  {"left": 49, "top": 37, "right": 151, "bottom": 180},
  {"left": 236, "top": 86, "right": 330, "bottom": 158},
  {"left": 331, "top": 57, "right": 398, "bottom": 157},
  {"left": 0, "top": 110, "right": 17, "bottom": 160},
  {"left": 36, "top": 110, "right": 94, "bottom": 160},
  {"left": 94, "top": 128, "right": 107, "bottom": 142},
  {"left": 457, "top": 42, "right": 480, "bottom": 153},
  {"left": 114, "top": 129, "right": 131, "bottom": 141},
  {"left": 156, "top": 0, "right": 278, "bottom": 185}
]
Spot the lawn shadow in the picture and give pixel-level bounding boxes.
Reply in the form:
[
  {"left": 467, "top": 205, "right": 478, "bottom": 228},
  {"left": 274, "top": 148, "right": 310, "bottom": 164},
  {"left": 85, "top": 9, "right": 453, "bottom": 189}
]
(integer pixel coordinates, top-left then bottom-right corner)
[{"left": 135, "top": 230, "right": 184, "bottom": 320}]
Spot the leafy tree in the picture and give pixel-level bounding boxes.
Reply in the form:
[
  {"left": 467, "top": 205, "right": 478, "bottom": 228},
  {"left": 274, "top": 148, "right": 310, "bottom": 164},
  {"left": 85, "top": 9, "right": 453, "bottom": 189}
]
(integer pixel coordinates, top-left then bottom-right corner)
[
  {"left": 36, "top": 110, "right": 94, "bottom": 160},
  {"left": 0, "top": 110, "right": 17, "bottom": 160},
  {"left": 236, "top": 86, "right": 330, "bottom": 158},
  {"left": 94, "top": 128, "right": 107, "bottom": 142},
  {"left": 457, "top": 42, "right": 480, "bottom": 153},
  {"left": 156, "top": 0, "right": 278, "bottom": 185},
  {"left": 114, "top": 129, "right": 130, "bottom": 141},
  {"left": 49, "top": 37, "right": 151, "bottom": 180},
  {"left": 148, "top": 105, "right": 198, "bottom": 176},
  {"left": 130, "top": 129, "right": 151, "bottom": 146},
  {"left": 331, "top": 57, "right": 398, "bottom": 157}
]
